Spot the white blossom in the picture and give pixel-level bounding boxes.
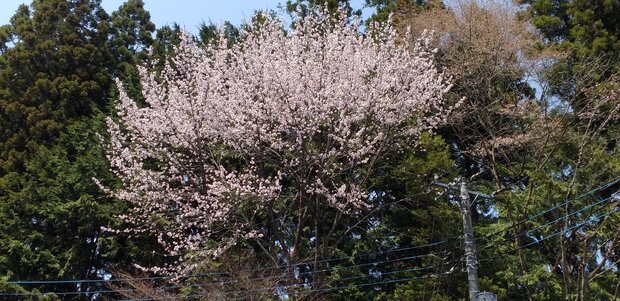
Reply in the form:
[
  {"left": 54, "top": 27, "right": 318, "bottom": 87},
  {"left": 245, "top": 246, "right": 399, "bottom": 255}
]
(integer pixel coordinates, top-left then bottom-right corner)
[{"left": 104, "top": 11, "right": 454, "bottom": 274}]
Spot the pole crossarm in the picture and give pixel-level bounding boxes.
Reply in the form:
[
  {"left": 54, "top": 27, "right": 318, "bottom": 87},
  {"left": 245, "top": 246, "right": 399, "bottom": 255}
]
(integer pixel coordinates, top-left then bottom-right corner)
[
  {"left": 433, "top": 181, "right": 495, "bottom": 200},
  {"left": 433, "top": 178, "right": 497, "bottom": 301}
]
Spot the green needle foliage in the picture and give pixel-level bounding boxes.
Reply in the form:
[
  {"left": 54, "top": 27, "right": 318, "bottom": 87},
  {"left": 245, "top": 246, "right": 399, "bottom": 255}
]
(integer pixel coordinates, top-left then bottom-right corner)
[
  {"left": 0, "top": 1, "right": 618, "bottom": 300},
  {"left": 0, "top": 0, "right": 157, "bottom": 299}
]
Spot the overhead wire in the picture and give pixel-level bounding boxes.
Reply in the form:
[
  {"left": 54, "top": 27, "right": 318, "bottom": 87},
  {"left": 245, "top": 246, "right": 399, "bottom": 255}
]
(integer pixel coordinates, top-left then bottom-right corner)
[
  {"left": 118, "top": 257, "right": 461, "bottom": 301},
  {"left": 7, "top": 253, "right": 457, "bottom": 300},
  {"left": 1, "top": 249, "right": 452, "bottom": 297},
  {"left": 10, "top": 178, "right": 618, "bottom": 299},
  {"left": 135, "top": 182, "right": 620, "bottom": 300},
  {"left": 481, "top": 177, "right": 620, "bottom": 239},
  {"left": 157, "top": 247, "right": 457, "bottom": 292},
  {"left": 481, "top": 206, "right": 620, "bottom": 262},
  {"left": 477, "top": 191, "right": 619, "bottom": 254},
  {"left": 4, "top": 236, "right": 454, "bottom": 286},
  {"left": 1, "top": 238, "right": 459, "bottom": 297}
]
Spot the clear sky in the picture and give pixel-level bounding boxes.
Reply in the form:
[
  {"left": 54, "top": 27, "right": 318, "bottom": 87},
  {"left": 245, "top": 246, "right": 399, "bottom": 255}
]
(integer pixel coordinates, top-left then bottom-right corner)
[{"left": 1, "top": 0, "right": 370, "bottom": 33}]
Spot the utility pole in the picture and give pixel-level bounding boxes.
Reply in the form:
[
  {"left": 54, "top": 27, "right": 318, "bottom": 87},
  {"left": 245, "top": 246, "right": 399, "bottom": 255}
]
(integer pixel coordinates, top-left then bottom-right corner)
[
  {"left": 460, "top": 178, "right": 480, "bottom": 301},
  {"left": 434, "top": 178, "right": 497, "bottom": 301}
]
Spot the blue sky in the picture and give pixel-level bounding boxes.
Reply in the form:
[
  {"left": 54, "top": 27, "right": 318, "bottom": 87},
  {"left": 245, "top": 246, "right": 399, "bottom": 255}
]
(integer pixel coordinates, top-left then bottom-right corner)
[{"left": 1, "top": 0, "right": 370, "bottom": 34}]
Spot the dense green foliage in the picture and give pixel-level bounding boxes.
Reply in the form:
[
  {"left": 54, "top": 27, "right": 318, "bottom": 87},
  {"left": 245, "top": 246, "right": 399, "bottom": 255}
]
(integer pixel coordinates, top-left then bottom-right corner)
[
  {"left": 0, "top": 0, "right": 110, "bottom": 174},
  {"left": 0, "top": 0, "right": 158, "bottom": 299},
  {"left": 286, "top": 0, "right": 361, "bottom": 17},
  {"left": 0, "top": 0, "right": 618, "bottom": 300},
  {"left": 519, "top": 0, "right": 620, "bottom": 107}
]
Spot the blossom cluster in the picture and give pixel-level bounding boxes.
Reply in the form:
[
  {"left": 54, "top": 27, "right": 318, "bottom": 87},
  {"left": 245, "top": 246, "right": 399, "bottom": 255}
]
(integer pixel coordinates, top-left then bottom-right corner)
[{"left": 105, "top": 11, "right": 453, "bottom": 273}]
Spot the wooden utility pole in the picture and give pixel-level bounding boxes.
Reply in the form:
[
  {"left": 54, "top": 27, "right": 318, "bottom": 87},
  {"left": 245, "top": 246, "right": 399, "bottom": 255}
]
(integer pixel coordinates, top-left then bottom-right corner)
[
  {"left": 434, "top": 178, "right": 497, "bottom": 301},
  {"left": 460, "top": 178, "right": 480, "bottom": 301}
]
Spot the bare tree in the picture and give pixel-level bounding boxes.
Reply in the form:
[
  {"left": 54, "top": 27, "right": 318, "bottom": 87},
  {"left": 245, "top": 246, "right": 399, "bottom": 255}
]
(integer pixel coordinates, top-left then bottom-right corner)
[{"left": 389, "top": 1, "right": 620, "bottom": 300}]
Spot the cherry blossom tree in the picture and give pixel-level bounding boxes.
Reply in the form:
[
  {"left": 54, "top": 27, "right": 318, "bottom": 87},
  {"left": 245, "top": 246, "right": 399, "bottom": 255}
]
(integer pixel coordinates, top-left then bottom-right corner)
[{"left": 104, "top": 10, "right": 455, "bottom": 280}]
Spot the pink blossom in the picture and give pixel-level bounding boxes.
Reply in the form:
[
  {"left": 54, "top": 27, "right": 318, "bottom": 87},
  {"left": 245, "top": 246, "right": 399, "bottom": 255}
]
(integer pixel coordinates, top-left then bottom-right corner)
[{"left": 104, "top": 11, "right": 453, "bottom": 274}]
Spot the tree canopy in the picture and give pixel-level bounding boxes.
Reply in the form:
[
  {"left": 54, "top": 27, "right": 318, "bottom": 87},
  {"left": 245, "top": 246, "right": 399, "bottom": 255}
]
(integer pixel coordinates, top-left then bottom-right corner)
[{"left": 0, "top": 1, "right": 619, "bottom": 300}]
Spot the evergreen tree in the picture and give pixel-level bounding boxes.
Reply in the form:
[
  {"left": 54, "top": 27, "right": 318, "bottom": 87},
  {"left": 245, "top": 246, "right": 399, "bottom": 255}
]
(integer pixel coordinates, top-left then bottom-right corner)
[
  {"left": 364, "top": 0, "right": 444, "bottom": 24},
  {"left": 519, "top": 0, "right": 620, "bottom": 108},
  {"left": 0, "top": 1, "right": 157, "bottom": 299},
  {"left": 198, "top": 21, "right": 239, "bottom": 47},
  {"left": 286, "top": 0, "right": 361, "bottom": 18},
  {"left": 0, "top": 117, "right": 117, "bottom": 299},
  {"left": 0, "top": 0, "right": 110, "bottom": 175},
  {"left": 109, "top": 0, "right": 155, "bottom": 102}
]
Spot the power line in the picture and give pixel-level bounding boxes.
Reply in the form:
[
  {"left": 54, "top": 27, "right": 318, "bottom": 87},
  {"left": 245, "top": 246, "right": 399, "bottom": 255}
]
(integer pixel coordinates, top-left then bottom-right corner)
[
  {"left": 159, "top": 248, "right": 457, "bottom": 292},
  {"left": 477, "top": 191, "right": 618, "bottom": 253},
  {"left": 0, "top": 287, "right": 137, "bottom": 298},
  {"left": 13, "top": 174, "right": 615, "bottom": 298},
  {"left": 482, "top": 177, "right": 620, "bottom": 239},
  {"left": 225, "top": 262, "right": 458, "bottom": 301},
  {"left": 5, "top": 237, "right": 454, "bottom": 287},
  {"left": 2, "top": 240, "right": 459, "bottom": 297},
  {"left": 518, "top": 193, "right": 616, "bottom": 236},
  {"left": 1, "top": 249, "right": 451, "bottom": 297},
  {"left": 481, "top": 206, "right": 620, "bottom": 262},
  {"left": 307, "top": 267, "right": 456, "bottom": 294},
  {"left": 118, "top": 258, "right": 460, "bottom": 301},
  {"left": 4, "top": 271, "right": 227, "bottom": 285},
  {"left": 88, "top": 179, "right": 620, "bottom": 301},
  {"left": 219, "top": 274, "right": 452, "bottom": 301}
]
